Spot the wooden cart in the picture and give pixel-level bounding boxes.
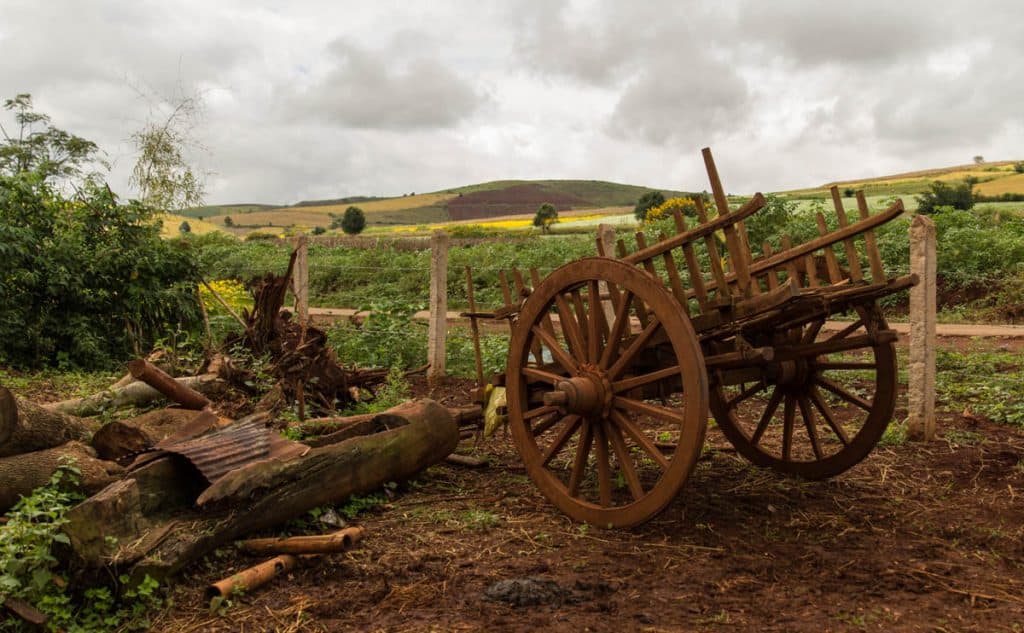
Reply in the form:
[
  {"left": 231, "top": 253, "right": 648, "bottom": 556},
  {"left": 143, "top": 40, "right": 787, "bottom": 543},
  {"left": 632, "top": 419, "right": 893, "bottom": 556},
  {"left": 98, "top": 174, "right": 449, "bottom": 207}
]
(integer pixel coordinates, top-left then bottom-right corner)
[{"left": 464, "top": 148, "right": 917, "bottom": 528}]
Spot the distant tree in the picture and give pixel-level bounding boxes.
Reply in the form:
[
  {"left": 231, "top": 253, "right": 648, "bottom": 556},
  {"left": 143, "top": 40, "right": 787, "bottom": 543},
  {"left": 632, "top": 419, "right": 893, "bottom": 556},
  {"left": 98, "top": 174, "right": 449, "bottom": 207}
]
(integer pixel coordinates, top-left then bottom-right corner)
[
  {"left": 843, "top": 187, "right": 856, "bottom": 198},
  {"left": 341, "top": 206, "right": 366, "bottom": 235},
  {"left": 178, "top": 220, "right": 191, "bottom": 233},
  {"left": 916, "top": 179, "right": 975, "bottom": 214},
  {"left": 532, "top": 203, "right": 558, "bottom": 233},
  {"left": 973, "top": 155, "right": 985, "bottom": 165},
  {"left": 1015, "top": 161, "right": 1024, "bottom": 174},
  {"left": 223, "top": 215, "right": 234, "bottom": 227},
  {"left": 634, "top": 191, "right": 665, "bottom": 221},
  {"left": 312, "top": 225, "right": 326, "bottom": 235}
]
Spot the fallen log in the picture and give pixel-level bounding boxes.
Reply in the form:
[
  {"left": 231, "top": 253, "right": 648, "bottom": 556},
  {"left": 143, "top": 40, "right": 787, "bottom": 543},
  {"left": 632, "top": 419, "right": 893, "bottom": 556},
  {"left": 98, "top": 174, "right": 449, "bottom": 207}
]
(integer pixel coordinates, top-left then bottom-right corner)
[
  {"left": 128, "top": 359, "right": 211, "bottom": 410},
  {"left": 90, "top": 409, "right": 225, "bottom": 461},
  {"left": 237, "top": 527, "right": 365, "bottom": 556},
  {"left": 0, "top": 387, "right": 96, "bottom": 458},
  {"left": 44, "top": 374, "right": 226, "bottom": 417},
  {"left": 0, "top": 441, "right": 123, "bottom": 512},
  {"left": 64, "top": 399, "right": 457, "bottom": 582}
]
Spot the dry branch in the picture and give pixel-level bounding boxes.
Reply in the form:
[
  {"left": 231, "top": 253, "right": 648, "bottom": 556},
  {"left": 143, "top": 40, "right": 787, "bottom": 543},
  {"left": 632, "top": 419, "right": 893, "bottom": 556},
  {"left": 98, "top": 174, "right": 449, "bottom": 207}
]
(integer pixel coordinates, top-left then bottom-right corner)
[
  {"left": 128, "top": 359, "right": 211, "bottom": 410},
  {"left": 43, "top": 374, "right": 225, "bottom": 417},
  {"left": 237, "top": 527, "right": 365, "bottom": 556}
]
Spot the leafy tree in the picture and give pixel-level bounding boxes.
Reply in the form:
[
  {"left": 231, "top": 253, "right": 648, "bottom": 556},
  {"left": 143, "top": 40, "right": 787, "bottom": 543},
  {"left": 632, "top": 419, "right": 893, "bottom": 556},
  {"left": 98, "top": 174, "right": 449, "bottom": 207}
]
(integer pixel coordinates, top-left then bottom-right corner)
[
  {"left": 223, "top": 215, "right": 234, "bottom": 227},
  {"left": 1014, "top": 161, "right": 1024, "bottom": 174},
  {"left": 341, "top": 206, "right": 366, "bottom": 234},
  {"left": 179, "top": 220, "right": 191, "bottom": 233},
  {"left": 532, "top": 203, "right": 558, "bottom": 233},
  {"left": 0, "top": 94, "right": 106, "bottom": 185},
  {"left": 129, "top": 92, "right": 205, "bottom": 211},
  {"left": 312, "top": 225, "right": 326, "bottom": 235},
  {"left": 634, "top": 191, "right": 665, "bottom": 221},
  {"left": 916, "top": 180, "right": 974, "bottom": 215},
  {"left": 0, "top": 94, "right": 200, "bottom": 368},
  {"left": 973, "top": 155, "right": 985, "bottom": 164}
]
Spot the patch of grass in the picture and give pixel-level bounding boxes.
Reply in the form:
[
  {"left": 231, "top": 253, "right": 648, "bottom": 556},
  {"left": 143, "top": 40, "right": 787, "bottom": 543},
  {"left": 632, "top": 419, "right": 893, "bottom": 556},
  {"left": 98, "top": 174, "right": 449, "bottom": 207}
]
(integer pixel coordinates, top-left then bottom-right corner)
[
  {"left": 944, "top": 429, "right": 985, "bottom": 447},
  {"left": 878, "top": 420, "right": 908, "bottom": 447},
  {"left": 935, "top": 350, "right": 1024, "bottom": 426}
]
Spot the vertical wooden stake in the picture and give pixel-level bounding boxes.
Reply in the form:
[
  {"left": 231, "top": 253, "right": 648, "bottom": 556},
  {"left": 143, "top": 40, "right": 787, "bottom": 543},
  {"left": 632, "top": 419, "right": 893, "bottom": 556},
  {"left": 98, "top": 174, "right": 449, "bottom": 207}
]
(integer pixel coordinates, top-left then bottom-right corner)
[
  {"left": 908, "top": 215, "right": 937, "bottom": 441},
  {"left": 428, "top": 230, "right": 449, "bottom": 385},
  {"left": 293, "top": 234, "right": 309, "bottom": 328}
]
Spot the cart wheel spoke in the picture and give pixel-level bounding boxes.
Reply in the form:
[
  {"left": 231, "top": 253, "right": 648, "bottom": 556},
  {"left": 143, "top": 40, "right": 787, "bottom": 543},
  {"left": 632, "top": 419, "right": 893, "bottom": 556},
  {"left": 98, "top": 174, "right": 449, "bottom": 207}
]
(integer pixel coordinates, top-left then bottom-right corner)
[
  {"left": 812, "top": 361, "right": 877, "bottom": 371},
  {"left": 611, "top": 365, "right": 680, "bottom": 393},
  {"left": 531, "top": 412, "right": 562, "bottom": 437},
  {"left": 781, "top": 396, "right": 795, "bottom": 461},
  {"left": 593, "top": 421, "right": 613, "bottom": 506},
  {"left": 567, "top": 421, "right": 594, "bottom": 498},
  {"left": 608, "top": 317, "right": 662, "bottom": 379},
  {"left": 815, "top": 376, "right": 872, "bottom": 411},
  {"left": 522, "top": 367, "right": 567, "bottom": 385},
  {"left": 554, "top": 290, "right": 587, "bottom": 361},
  {"left": 599, "top": 289, "right": 634, "bottom": 369},
  {"left": 613, "top": 395, "right": 684, "bottom": 425},
  {"left": 797, "top": 396, "right": 823, "bottom": 460},
  {"left": 750, "top": 387, "right": 784, "bottom": 447},
  {"left": 540, "top": 415, "right": 582, "bottom": 466},
  {"left": 610, "top": 409, "right": 670, "bottom": 471},
  {"left": 606, "top": 422, "right": 644, "bottom": 501},
  {"left": 586, "top": 281, "right": 603, "bottom": 364},
  {"left": 524, "top": 405, "right": 560, "bottom": 421},
  {"left": 826, "top": 318, "right": 863, "bottom": 342},
  {"left": 726, "top": 380, "right": 766, "bottom": 410},
  {"left": 531, "top": 325, "right": 578, "bottom": 375},
  {"left": 809, "top": 386, "right": 849, "bottom": 446}
]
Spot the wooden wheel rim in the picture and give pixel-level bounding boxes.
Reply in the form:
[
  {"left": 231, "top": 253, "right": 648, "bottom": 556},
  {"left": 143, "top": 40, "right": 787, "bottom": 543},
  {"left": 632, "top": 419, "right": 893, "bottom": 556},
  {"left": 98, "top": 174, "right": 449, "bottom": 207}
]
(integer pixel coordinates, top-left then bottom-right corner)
[
  {"left": 507, "top": 258, "right": 708, "bottom": 528},
  {"left": 710, "top": 304, "right": 897, "bottom": 479}
]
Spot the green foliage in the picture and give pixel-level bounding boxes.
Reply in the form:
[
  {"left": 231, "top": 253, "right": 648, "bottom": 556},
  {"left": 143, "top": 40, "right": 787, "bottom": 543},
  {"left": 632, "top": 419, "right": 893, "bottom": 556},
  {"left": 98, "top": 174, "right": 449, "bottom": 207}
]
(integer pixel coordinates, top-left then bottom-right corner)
[
  {"left": 0, "top": 462, "right": 163, "bottom": 632},
  {"left": 0, "top": 96, "right": 202, "bottom": 369},
  {"left": 338, "top": 491, "right": 389, "bottom": 520},
  {"left": 744, "top": 194, "right": 795, "bottom": 252},
  {"left": 532, "top": 203, "right": 558, "bottom": 233},
  {"left": 327, "top": 300, "right": 426, "bottom": 370},
  {"left": 223, "top": 215, "right": 234, "bottom": 227},
  {"left": 178, "top": 220, "right": 191, "bottom": 233},
  {"left": 634, "top": 190, "right": 665, "bottom": 221},
  {"left": 340, "top": 206, "right": 366, "bottom": 235},
  {"left": 0, "top": 176, "right": 201, "bottom": 368},
  {"left": 1015, "top": 161, "right": 1024, "bottom": 174},
  {"left": 0, "top": 94, "right": 105, "bottom": 185},
  {"left": 936, "top": 349, "right": 1024, "bottom": 426},
  {"left": 312, "top": 225, "right": 326, "bottom": 235},
  {"left": 916, "top": 180, "right": 974, "bottom": 215}
]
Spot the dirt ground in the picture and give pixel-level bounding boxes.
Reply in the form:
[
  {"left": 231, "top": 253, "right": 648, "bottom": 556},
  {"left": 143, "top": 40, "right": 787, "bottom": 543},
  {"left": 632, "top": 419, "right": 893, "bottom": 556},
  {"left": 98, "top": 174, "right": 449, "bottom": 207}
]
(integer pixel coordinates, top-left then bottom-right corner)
[{"left": 146, "top": 336, "right": 1024, "bottom": 633}]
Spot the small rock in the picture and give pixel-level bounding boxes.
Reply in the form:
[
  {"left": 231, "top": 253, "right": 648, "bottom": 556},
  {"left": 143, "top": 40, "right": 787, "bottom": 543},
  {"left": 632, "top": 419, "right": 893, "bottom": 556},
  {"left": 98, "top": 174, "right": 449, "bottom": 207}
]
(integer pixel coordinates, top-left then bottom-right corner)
[
  {"left": 484, "top": 577, "right": 568, "bottom": 607},
  {"left": 318, "top": 508, "right": 346, "bottom": 528}
]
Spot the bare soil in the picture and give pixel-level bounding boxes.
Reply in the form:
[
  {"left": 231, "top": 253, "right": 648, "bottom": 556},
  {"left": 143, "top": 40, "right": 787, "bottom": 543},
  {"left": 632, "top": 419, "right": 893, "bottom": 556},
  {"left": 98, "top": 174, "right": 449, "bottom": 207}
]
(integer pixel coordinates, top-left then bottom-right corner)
[{"left": 147, "top": 338, "right": 1024, "bottom": 632}]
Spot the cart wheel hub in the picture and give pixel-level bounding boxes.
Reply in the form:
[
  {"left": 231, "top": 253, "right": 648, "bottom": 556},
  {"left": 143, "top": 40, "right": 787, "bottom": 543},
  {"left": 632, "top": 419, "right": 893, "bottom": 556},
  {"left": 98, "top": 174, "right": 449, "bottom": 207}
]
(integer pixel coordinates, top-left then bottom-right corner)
[
  {"left": 775, "top": 358, "right": 811, "bottom": 388},
  {"left": 543, "top": 373, "right": 610, "bottom": 416}
]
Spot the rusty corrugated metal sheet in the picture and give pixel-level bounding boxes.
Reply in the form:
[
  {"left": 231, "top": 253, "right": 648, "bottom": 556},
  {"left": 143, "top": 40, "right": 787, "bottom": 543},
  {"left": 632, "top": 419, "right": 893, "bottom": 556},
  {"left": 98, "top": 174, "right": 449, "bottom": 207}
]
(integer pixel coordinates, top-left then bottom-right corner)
[{"left": 158, "top": 419, "right": 289, "bottom": 484}]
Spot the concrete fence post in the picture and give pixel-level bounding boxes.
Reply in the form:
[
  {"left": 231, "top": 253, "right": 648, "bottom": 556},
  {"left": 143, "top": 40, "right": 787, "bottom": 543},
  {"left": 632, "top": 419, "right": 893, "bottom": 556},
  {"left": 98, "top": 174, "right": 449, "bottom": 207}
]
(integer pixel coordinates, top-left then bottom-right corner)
[
  {"left": 293, "top": 234, "right": 309, "bottom": 328},
  {"left": 907, "top": 215, "right": 937, "bottom": 441},
  {"left": 427, "top": 230, "right": 449, "bottom": 384}
]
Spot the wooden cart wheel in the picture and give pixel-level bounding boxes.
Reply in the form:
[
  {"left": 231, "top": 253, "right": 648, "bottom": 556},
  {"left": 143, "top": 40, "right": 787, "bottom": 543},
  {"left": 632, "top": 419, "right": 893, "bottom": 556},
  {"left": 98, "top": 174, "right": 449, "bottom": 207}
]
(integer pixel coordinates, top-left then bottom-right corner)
[
  {"left": 506, "top": 258, "right": 708, "bottom": 528},
  {"left": 709, "top": 303, "right": 896, "bottom": 479}
]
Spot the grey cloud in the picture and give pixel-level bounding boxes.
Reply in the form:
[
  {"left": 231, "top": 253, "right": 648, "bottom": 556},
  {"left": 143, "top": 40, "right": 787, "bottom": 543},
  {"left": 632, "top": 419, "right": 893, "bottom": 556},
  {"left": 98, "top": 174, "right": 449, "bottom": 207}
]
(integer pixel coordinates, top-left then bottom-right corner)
[{"left": 291, "top": 39, "right": 484, "bottom": 130}]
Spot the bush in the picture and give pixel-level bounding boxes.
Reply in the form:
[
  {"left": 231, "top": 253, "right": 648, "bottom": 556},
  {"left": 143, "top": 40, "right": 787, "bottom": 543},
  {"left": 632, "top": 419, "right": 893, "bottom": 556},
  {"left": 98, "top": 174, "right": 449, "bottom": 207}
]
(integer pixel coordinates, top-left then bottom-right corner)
[
  {"left": 916, "top": 180, "right": 974, "bottom": 215},
  {"left": 340, "top": 206, "right": 366, "bottom": 235},
  {"left": 1015, "top": 161, "right": 1024, "bottom": 174},
  {"left": 532, "top": 203, "right": 558, "bottom": 233},
  {"left": 634, "top": 191, "right": 665, "bottom": 221},
  {"left": 0, "top": 176, "right": 201, "bottom": 368}
]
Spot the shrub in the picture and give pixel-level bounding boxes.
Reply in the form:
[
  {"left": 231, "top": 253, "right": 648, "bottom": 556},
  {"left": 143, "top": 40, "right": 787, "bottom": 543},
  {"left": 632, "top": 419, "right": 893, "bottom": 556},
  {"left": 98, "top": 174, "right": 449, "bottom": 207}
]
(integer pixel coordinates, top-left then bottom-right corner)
[
  {"left": 532, "top": 203, "right": 558, "bottom": 233},
  {"left": 634, "top": 191, "right": 665, "bottom": 221},
  {"left": 916, "top": 180, "right": 974, "bottom": 215},
  {"left": 341, "top": 206, "right": 366, "bottom": 235}
]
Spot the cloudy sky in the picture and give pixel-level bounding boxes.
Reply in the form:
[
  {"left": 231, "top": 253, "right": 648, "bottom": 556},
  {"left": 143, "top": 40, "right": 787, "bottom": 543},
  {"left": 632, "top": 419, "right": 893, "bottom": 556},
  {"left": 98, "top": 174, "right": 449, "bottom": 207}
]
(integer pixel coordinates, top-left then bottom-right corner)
[{"left": 2, "top": 0, "right": 1022, "bottom": 205}]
